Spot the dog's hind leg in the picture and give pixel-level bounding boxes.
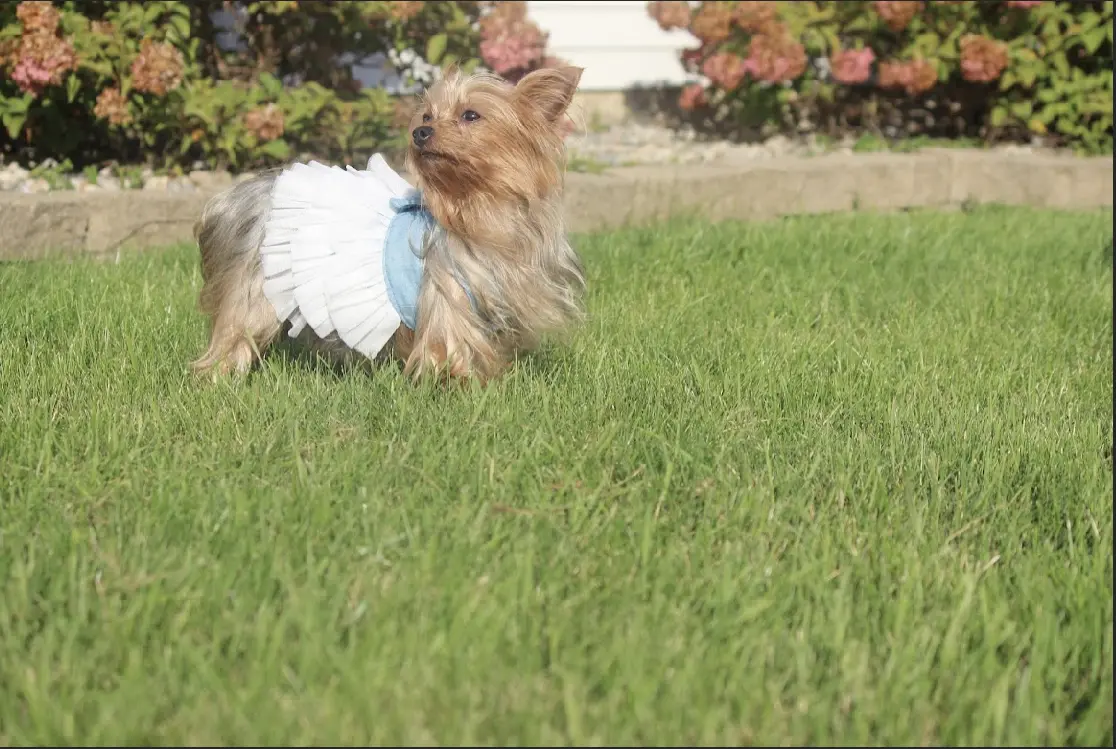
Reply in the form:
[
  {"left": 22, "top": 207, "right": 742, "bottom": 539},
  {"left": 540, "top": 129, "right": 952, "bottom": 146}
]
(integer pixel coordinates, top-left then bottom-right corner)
[{"left": 191, "top": 175, "right": 282, "bottom": 376}]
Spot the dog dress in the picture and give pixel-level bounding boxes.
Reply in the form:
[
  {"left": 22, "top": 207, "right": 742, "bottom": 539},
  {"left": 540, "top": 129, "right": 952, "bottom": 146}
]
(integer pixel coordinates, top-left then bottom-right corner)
[{"left": 259, "top": 154, "right": 435, "bottom": 358}]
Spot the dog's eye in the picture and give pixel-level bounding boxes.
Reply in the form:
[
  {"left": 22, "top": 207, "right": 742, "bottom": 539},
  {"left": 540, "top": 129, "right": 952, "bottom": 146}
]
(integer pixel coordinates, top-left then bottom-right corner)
[
  {"left": 421, "top": 113, "right": 432, "bottom": 123},
  {"left": 461, "top": 109, "right": 481, "bottom": 122}
]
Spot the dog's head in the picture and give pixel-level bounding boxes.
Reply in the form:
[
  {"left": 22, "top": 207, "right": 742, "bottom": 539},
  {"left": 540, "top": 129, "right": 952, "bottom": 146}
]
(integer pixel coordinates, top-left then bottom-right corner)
[{"left": 405, "top": 65, "right": 583, "bottom": 212}]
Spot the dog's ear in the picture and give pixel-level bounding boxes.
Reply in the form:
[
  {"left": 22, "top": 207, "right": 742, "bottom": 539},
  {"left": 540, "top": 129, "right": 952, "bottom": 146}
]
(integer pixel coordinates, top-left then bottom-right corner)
[
  {"left": 440, "top": 60, "right": 462, "bottom": 80},
  {"left": 516, "top": 66, "right": 584, "bottom": 122}
]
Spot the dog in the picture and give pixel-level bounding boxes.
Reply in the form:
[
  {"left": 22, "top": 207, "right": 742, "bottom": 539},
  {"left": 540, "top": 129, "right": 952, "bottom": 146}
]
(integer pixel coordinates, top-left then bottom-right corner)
[{"left": 190, "top": 65, "right": 586, "bottom": 383}]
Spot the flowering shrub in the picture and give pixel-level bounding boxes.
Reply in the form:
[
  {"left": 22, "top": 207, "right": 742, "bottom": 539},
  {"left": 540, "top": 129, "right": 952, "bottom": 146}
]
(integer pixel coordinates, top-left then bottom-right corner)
[
  {"left": 477, "top": 0, "right": 569, "bottom": 85},
  {"left": 0, "top": 1, "right": 497, "bottom": 171},
  {"left": 476, "top": 1, "right": 571, "bottom": 135},
  {"left": 650, "top": 0, "right": 1113, "bottom": 154},
  {"left": 830, "top": 47, "right": 875, "bottom": 85}
]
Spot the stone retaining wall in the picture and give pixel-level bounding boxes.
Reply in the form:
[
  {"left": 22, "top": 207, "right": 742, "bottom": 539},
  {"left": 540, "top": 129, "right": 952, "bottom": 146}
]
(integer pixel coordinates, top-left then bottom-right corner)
[{"left": 0, "top": 150, "right": 1110, "bottom": 261}]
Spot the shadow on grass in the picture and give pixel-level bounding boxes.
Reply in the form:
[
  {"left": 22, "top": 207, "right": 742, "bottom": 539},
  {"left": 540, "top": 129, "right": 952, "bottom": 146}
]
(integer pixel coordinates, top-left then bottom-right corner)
[
  {"left": 262, "top": 333, "right": 576, "bottom": 386},
  {"left": 265, "top": 336, "right": 386, "bottom": 379}
]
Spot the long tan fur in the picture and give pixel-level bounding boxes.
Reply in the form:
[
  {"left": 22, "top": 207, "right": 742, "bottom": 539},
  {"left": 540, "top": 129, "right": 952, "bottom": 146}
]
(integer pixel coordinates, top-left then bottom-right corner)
[
  {"left": 403, "top": 66, "right": 586, "bottom": 381},
  {"left": 191, "top": 66, "right": 586, "bottom": 383},
  {"left": 191, "top": 173, "right": 282, "bottom": 375}
]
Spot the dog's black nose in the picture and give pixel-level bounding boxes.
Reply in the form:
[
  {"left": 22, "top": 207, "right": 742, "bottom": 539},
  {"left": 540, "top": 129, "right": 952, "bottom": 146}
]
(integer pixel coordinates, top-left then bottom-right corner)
[{"left": 412, "top": 126, "right": 434, "bottom": 147}]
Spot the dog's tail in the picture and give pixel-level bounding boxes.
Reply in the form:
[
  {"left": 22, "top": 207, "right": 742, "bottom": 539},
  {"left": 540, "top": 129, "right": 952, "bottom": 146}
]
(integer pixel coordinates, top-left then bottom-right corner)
[{"left": 191, "top": 173, "right": 281, "bottom": 374}]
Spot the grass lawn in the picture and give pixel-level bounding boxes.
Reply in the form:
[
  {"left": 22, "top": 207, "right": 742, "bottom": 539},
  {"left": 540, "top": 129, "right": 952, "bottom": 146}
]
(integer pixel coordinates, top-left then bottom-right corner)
[{"left": 0, "top": 206, "right": 1112, "bottom": 746}]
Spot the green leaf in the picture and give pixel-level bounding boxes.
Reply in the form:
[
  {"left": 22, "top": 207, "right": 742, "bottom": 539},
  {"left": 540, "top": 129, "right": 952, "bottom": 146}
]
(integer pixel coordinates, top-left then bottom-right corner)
[
  {"left": 3, "top": 93, "right": 33, "bottom": 115},
  {"left": 66, "top": 75, "right": 82, "bottom": 104},
  {"left": 914, "top": 33, "right": 939, "bottom": 56},
  {"left": 1050, "top": 51, "right": 1071, "bottom": 79},
  {"left": 259, "top": 73, "right": 284, "bottom": 99},
  {"left": 259, "top": 139, "right": 291, "bottom": 160},
  {"left": 1010, "top": 100, "right": 1033, "bottom": 119},
  {"left": 60, "top": 10, "right": 90, "bottom": 35},
  {"left": 83, "top": 60, "right": 116, "bottom": 78},
  {"left": 1081, "top": 26, "right": 1107, "bottom": 54},
  {"left": 1033, "top": 105, "right": 1056, "bottom": 124},
  {"left": 1037, "top": 87, "right": 1061, "bottom": 103},
  {"left": 2, "top": 111, "right": 28, "bottom": 140},
  {"left": 989, "top": 106, "right": 1009, "bottom": 128},
  {"left": 1043, "top": 22, "right": 1065, "bottom": 49},
  {"left": 426, "top": 33, "right": 447, "bottom": 65},
  {"left": 845, "top": 14, "right": 872, "bottom": 33},
  {"left": 167, "top": 12, "right": 190, "bottom": 43},
  {"left": 1055, "top": 115, "right": 1077, "bottom": 135},
  {"left": 1079, "top": 10, "right": 1101, "bottom": 32}
]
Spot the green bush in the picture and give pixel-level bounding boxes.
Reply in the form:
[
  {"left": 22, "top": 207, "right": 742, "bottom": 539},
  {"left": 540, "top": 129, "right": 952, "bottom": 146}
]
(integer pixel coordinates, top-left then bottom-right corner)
[
  {"left": 0, "top": 1, "right": 493, "bottom": 172},
  {"left": 650, "top": 0, "right": 1113, "bottom": 154}
]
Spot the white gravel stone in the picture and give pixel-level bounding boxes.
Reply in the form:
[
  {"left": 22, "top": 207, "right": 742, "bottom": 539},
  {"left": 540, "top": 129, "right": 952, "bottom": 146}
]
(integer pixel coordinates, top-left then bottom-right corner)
[
  {"left": 167, "top": 177, "right": 198, "bottom": 193},
  {"left": 189, "top": 169, "right": 233, "bottom": 189},
  {"left": 0, "top": 163, "right": 29, "bottom": 191},
  {"left": 143, "top": 175, "right": 170, "bottom": 191},
  {"left": 0, "top": 126, "right": 1073, "bottom": 193},
  {"left": 20, "top": 178, "right": 50, "bottom": 194},
  {"left": 568, "top": 123, "right": 816, "bottom": 169}
]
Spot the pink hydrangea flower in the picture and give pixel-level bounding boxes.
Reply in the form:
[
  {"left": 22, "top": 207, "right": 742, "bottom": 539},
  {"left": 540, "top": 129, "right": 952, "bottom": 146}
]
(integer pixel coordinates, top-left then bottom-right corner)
[
  {"left": 743, "top": 34, "right": 807, "bottom": 83},
  {"left": 478, "top": 5, "right": 548, "bottom": 79},
  {"left": 1005, "top": 1, "right": 1043, "bottom": 8},
  {"left": 678, "top": 83, "right": 708, "bottom": 111},
  {"left": 480, "top": 29, "right": 546, "bottom": 77},
  {"left": 702, "top": 52, "right": 748, "bottom": 91},
  {"left": 878, "top": 58, "right": 938, "bottom": 94},
  {"left": 830, "top": 47, "right": 876, "bottom": 84},
  {"left": 959, "top": 34, "right": 1008, "bottom": 82},
  {"left": 9, "top": 34, "right": 76, "bottom": 97},
  {"left": 10, "top": 57, "right": 54, "bottom": 95}
]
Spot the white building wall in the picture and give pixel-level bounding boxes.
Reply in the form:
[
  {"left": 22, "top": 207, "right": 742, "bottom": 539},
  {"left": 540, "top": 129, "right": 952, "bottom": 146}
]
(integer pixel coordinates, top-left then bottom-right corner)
[
  {"left": 527, "top": 1, "right": 696, "bottom": 91},
  {"left": 219, "top": 3, "right": 697, "bottom": 94}
]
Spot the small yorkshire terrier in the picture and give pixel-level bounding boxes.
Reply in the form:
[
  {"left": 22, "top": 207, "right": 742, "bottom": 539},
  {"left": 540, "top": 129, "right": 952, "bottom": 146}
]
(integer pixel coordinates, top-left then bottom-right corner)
[{"left": 190, "top": 65, "right": 586, "bottom": 383}]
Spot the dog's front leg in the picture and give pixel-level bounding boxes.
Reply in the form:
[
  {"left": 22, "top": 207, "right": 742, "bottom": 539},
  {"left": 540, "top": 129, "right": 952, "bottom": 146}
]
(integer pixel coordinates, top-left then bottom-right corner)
[{"left": 404, "top": 277, "right": 508, "bottom": 384}]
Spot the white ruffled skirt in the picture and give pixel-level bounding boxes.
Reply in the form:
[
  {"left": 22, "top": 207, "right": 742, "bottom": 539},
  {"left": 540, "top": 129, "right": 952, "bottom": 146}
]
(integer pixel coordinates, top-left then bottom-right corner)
[{"left": 259, "top": 154, "right": 416, "bottom": 358}]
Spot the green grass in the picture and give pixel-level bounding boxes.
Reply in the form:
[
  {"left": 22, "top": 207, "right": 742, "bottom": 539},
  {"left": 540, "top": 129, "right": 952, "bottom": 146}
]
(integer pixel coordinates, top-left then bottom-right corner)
[
  {"left": 566, "top": 153, "right": 612, "bottom": 174},
  {"left": 0, "top": 206, "right": 1112, "bottom": 746},
  {"left": 849, "top": 133, "right": 987, "bottom": 153}
]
